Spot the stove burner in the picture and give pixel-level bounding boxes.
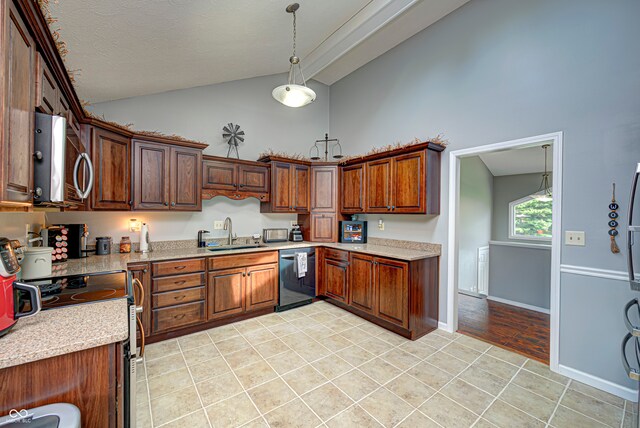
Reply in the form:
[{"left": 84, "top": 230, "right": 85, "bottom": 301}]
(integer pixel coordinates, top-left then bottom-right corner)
[
  {"left": 42, "top": 295, "right": 59, "bottom": 304},
  {"left": 39, "top": 282, "right": 62, "bottom": 296},
  {"left": 66, "top": 277, "right": 89, "bottom": 289},
  {"left": 70, "top": 288, "right": 117, "bottom": 302}
]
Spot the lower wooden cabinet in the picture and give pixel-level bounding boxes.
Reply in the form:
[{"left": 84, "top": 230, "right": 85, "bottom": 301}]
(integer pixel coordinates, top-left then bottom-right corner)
[
  {"left": 208, "top": 267, "right": 245, "bottom": 320},
  {"left": 324, "top": 257, "right": 348, "bottom": 302},
  {"left": 348, "top": 253, "right": 375, "bottom": 314},
  {"left": 246, "top": 263, "right": 278, "bottom": 311},
  {"left": 375, "top": 258, "right": 409, "bottom": 328}
]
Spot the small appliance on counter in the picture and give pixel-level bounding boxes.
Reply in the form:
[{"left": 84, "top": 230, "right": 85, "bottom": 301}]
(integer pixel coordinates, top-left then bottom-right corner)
[
  {"left": 61, "top": 224, "right": 93, "bottom": 258},
  {"left": 263, "top": 228, "right": 289, "bottom": 243},
  {"left": 339, "top": 221, "right": 367, "bottom": 243},
  {"left": 0, "top": 237, "right": 42, "bottom": 337},
  {"left": 41, "top": 226, "right": 69, "bottom": 262},
  {"left": 290, "top": 225, "right": 303, "bottom": 242},
  {"left": 20, "top": 247, "right": 54, "bottom": 280},
  {"left": 0, "top": 403, "right": 80, "bottom": 428}
]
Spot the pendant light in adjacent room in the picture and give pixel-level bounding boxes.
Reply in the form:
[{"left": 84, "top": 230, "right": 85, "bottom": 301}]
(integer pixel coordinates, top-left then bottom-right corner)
[
  {"left": 533, "top": 144, "right": 553, "bottom": 202},
  {"left": 272, "top": 3, "right": 316, "bottom": 108}
]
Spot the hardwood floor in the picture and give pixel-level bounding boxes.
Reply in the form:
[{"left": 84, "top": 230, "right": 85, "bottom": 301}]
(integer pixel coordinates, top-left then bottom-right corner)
[{"left": 457, "top": 293, "right": 550, "bottom": 364}]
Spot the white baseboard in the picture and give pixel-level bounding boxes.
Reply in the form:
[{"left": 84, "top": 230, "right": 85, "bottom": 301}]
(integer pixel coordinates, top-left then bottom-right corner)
[
  {"left": 487, "top": 296, "right": 550, "bottom": 314},
  {"left": 438, "top": 321, "right": 452, "bottom": 333},
  {"left": 557, "top": 364, "right": 638, "bottom": 401}
]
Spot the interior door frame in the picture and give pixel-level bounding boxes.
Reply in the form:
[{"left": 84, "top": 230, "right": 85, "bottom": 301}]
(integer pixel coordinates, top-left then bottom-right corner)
[{"left": 446, "top": 131, "right": 563, "bottom": 371}]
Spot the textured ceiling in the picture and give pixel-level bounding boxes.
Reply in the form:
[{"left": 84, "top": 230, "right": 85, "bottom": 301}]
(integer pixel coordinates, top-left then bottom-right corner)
[
  {"left": 50, "top": 0, "right": 370, "bottom": 102},
  {"left": 479, "top": 144, "right": 554, "bottom": 177}
]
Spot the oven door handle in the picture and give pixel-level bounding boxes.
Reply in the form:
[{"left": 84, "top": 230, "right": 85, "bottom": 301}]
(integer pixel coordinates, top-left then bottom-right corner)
[
  {"left": 135, "top": 315, "right": 145, "bottom": 362},
  {"left": 132, "top": 278, "right": 144, "bottom": 313}
]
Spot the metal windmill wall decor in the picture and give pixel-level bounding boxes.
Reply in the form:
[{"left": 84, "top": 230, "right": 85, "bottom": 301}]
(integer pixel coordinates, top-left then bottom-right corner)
[{"left": 223, "top": 123, "right": 244, "bottom": 159}]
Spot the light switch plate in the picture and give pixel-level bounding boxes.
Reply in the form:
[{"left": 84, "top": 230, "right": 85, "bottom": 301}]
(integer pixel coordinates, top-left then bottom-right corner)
[
  {"left": 378, "top": 219, "right": 385, "bottom": 231},
  {"left": 565, "top": 231, "right": 585, "bottom": 246},
  {"left": 214, "top": 221, "right": 224, "bottom": 230}
]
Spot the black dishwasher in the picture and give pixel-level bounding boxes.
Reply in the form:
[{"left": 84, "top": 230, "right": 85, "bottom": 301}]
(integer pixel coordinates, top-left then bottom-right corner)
[{"left": 277, "top": 248, "right": 316, "bottom": 311}]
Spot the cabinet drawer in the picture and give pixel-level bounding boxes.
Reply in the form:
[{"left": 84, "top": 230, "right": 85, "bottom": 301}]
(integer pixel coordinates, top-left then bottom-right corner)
[
  {"left": 152, "top": 258, "right": 205, "bottom": 277},
  {"left": 153, "top": 286, "right": 205, "bottom": 308},
  {"left": 153, "top": 301, "right": 205, "bottom": 333},
  {"left": 208, "top": 251, "right": 278, "bottom": 271},
  {"left": 153, "top": 272, "right": 205, "bottom": 293},
  {"left": 324, "top": 248, "right": 349, "bottom": 262}
]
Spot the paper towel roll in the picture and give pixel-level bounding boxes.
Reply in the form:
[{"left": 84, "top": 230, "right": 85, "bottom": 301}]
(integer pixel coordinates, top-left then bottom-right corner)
[{"left": 139, "top": 223, "right": 149, "bottom": 252}]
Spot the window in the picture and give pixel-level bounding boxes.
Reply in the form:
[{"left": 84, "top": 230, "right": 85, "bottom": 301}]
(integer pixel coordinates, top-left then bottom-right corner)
[{"left": 509, "top": 192, "right": 552, "bottom": 240}]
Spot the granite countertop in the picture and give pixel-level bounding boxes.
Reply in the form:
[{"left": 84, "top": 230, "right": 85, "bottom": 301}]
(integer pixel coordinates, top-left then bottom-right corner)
[
  {"left": 0, "top": 298, "right": 128, "bottom": 370},
  {"left": 42, "top": 239, "right": 441, "bottom": 278}
]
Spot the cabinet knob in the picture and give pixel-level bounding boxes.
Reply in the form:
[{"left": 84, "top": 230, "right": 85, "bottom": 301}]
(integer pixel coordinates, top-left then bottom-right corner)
[
  {"left": 391, "top": 206, "right": 396, "bottom": 210},
  {"left": 143, "top": 269, "right": 148, "bottom": 273},
  {"left": 171, "top": 202, "right": 176, "bottom": 206},
  {"left": 239, "top": 184, "right": 245, "bottom": 188},
  {"left": 386, "top": 206, "right": 391, "bottom": 210},
  {"left": 242, "top": 272, "right": 246, "bottom": 277},
  {"left": 164, "top": 202, "right": 168, "bottom": 206}
]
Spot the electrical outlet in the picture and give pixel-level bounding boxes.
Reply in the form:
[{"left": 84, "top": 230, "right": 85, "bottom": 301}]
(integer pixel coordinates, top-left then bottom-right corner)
[
  {"left": 290, "top": 221, "right": 298, "bottom": 228},
  {"left": 565, "top": 231, "right": 585, "bottom": 246},
  {"left": 214, "top": 221, "right": 224, "bottom": 230},
  {"left": 378, "top": 219, "right": 384, "bottom": 231}
]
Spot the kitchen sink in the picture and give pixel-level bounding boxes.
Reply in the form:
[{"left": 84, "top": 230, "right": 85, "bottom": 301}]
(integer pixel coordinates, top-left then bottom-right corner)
[{"left": 207, "top": 243, "right": 267, "bottom": 252}]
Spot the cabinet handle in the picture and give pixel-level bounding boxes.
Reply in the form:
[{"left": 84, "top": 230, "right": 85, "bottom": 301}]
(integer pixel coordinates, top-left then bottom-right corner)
[
  {"left": 174, "top": 295, "right": 186, "bottom": 301},
  {"left": 174, "top": 280, "right": 186, "bottom": 285},
  {"left": 174, "top": 266, "right": 186, "bottom": 271},
  {"left": 174, "top": 314, "right": 186, "bottom": 320}
]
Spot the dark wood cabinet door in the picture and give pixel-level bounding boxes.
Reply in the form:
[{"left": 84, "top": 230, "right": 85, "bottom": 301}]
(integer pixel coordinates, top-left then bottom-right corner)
[
  {"left": 324, "top": 258, "right": 348, "bottom": 302},
  {"left": 208, "top": 268, "right": 245, "bottom": 320},
  {"left": 170, "top": 147, "right": 202, "bottom": 211},
  {"left": 271, "top": 162, "right": 292, "bottom": 211},
  {"left": 366, "top": 159, "right": 392, "bottom": 213},
  {"left": 202, "top": 160, "right": 237, "bottom": 191},
  {"left": 129, "top": 263, "right": 152, "bottom": 339},
  {"left": 2, "top": 3, "right": 35, "bottom": 204},
  {"left": 292, "top": 164, "right": 309, "bottom": 212},
  {"left": 340, "top": 164, "right": 365, "bottom": 213},
  {"left": 392, "top": 151, "right": 425, "bottom": 213},
  {"left": 245, "top": 263, "right": 278, "bottom": 311},
  {"left": 310, "top": 166, "right": 337, "bottom": 212},
  {"left": 133, "top": 141, "right": 170, "bottom": 210},
  {"left": 34, "top": 52, "right": 57, "bottom": 115},
  {"left": 238, "top": 164, "right": 269, "bottom": 193},
  {"left": 348, "top": 253, "right": 375, "bottom": 314},
  {"left": 376, "top": 258, "right": 409, "bottom": 328},
  {"left": 91, "top": 127, "right": 131, "bottom": 210},
  {"left": 310, "top": 213, "right": 337, "bottom": 242}
]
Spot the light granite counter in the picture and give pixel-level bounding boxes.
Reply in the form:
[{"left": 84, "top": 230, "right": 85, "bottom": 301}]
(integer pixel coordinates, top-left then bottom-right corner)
[{"left": 0, "top": 298, "right": 128, "bottom": 369}]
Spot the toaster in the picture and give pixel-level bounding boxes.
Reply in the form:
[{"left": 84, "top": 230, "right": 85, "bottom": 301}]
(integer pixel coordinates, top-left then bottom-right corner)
[{"left": 263, "top": 228, "right": 289, "bottom": 243}]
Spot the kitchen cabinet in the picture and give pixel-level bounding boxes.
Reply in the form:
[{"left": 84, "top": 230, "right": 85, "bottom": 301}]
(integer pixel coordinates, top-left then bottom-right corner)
[
  {"left": 321, "top": 248, "right": 349, "bottom": 302},
  {"left": 128, "top": 263, "right": 151, "bottom": 339},
  {"left": 208, "top": 267, "right": 245, "bottom": 320},
  {"left": 170, "top": 146, "right": 201, "bottom": 211},
  {"left": 391, "top": 151, "right": 425, "bottom": 213},
  {"left": 34, "top": 52, "right": 57, "bottom": 115},
  {"left": 375, "top": 258, "right": 409, "bottom": 327},
  {"left": 340, "top": 164, "right": 365, "bottom": 213},
  {"left": 0, "top": 0, "right": 36, "bottom": 206},
  {"left": 91, "top": 127, "right": 131, "bottom": 210},
  {"left": 259, "top": 158, "right": 309, "bottom": 213},
  {"left": 245, "top": 263, "right": 278, "bottom": 311},
  {"left": 366, "top": 158, "right": 393, "bottom": 212},
  {"left": 299, "top": 165, "right": 339, "bottom": 242},
  {"left": 202, "top": 156, "right": 269, "bottom": 202},
  {"left": 348, "top": 253, "right": 375, "bottom": 314}
]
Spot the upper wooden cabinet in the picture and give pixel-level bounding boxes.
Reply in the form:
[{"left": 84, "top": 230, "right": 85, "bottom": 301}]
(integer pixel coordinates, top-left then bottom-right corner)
[
  {"left": 202, "top": 156, "right": 269, "bottom": 202},
  {"left": 0, "top": 1, "right": 36, "bottom": 206},
  {"left": 91, "top": 127, "right": 132, "bottom": 210},
  {"left": 366, "top": 158, "right": 393, "bottom": 212},
  {"left": 170, "top": 146, "right": 201, "bottom": 211},
  {"left": 34, "top": 52, "right": 57, "bottom": 115},
  {"left": 299, "top": 165, "right": 339, "bottom": 242},
  {"left": 340, "top": 164, "right": 365, "bottom": 213},
  {"left": 259, "top": 158, "right": 309, "bottom": 213}
]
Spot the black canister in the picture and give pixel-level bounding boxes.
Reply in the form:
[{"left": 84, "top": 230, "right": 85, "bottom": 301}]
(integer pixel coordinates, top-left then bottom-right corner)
[{"left": 95, "top": 237, "right": 112, "bottom": 255}]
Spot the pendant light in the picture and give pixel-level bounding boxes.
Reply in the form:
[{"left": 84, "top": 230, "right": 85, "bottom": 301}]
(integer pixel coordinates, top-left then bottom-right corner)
[
  {"left": 533, "top": 144, "right": 552, "bottom": 202},
  {"left": 272, "top": 3, "right": 316, "bottom": 108}
]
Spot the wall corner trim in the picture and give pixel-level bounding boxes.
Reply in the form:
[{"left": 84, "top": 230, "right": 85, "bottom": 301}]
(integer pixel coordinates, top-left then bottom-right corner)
[
  {"left": 486, "top": 296, "right": 550, "bottom": 314},
  {"left": 557, "top": 364, "right": 637, "bottom": 401},
  {"left": 438, "top": 321, "right": 452, "bottom": 333}
]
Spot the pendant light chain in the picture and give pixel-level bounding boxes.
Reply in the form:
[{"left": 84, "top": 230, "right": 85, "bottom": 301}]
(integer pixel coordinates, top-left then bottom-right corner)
[{"left": 292, "top": 10, "right": 296, "bottom": 58}]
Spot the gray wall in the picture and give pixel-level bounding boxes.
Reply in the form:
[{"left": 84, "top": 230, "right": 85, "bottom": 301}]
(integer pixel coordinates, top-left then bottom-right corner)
[
  {"left": 329, "top": 0, "right": 640, "bottom": 390},
  {"left": 458, "top": 157, "right": 493, "bottom": 292},
  {"left": 489, "top": 243, "right": 551, "bottom": 310},
  {"left": 492, "top": 173, "right": 552, "bottom": 243}
]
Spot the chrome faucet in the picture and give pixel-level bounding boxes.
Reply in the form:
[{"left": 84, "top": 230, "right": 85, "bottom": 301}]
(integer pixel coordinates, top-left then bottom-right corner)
[{"left": 223, "top": 217, "right": 235, "bottom": 245}]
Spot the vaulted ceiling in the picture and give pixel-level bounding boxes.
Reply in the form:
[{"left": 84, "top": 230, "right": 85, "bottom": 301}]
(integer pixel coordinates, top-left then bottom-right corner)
[{"left": 50, "top": 0, "right": 469, "bottom": 103}]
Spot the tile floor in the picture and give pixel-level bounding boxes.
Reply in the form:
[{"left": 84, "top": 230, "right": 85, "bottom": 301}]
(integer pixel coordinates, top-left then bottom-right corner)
[{"left": 137, "top": 301, "right": 634, "bottom": 428}]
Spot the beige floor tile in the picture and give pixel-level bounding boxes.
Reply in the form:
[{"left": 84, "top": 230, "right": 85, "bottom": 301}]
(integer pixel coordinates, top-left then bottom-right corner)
[
  {"left": 340, "top": 327, "right": 373, "bottom": 344},
  {"left": 625, "top": 400, "right": 638, "bottom": 414},
  {"left": 458, "top": 366, "right": 508, "bottom": 396},
  {"left": 243, "top": 328, "right": 278, "bottom": 345},
  {"left": 418, "top": 393, "right": 478, "bottom": 428},
  {"left": 483, "top": 400, "right": 545, "bottom": 428},
  {"left": 441, "top": 378, "right": 494, "bottom": 415},
  {"left": 441, "top": 341, "right": 482, "bottom": 363},
  {"left": 295, "top": 340, "right": 333, "bottom": 362},
  {"left": 522, "top": 359, "right": 569, "bottom": 385},
  {"left": 178, "top": 332, "right": 213, "bottom": 351},
  {"left": 234, "top": 360, "right": 278, "bottom": 389},
  {"left": 241, "top": 417, "right": 269, "bottom": 428},
  {"left": 333, "top": 369, "right": 380, "bottom": 401},
  {"left": 359, "top": 322, "right": 389, "bottom": 336},
  {"left": 147, "top": 367, "right": 194, "bottom": 399},
  {"left": 257, "top": 313, "right": 286, "bottom": 328},
  {"left": 455, "top": 335, "right": 492, "bottom": 352},
  {"left": 207, "top": 324, "right": 239, "bottom": 343},
  {"left": 320, "top": 333, "right": 354, "bottom": 352},
  {"left": 150, "top": 385, "right": 202, "bottom": 426},
  {"left": 216, "top": 335, "right": 252, "bottom": 355},
  {"left": 560, "top": 389, "right": 623, "bottom": 426},
  {"left": 264, "top": 398, "right": 322, "bottom": 428},
  {"left": 138, "top": 361, "right": 147, "bottom": 380},
  {"left": 247, "top": 378, "right": 297, "bottom": 414},
  {"left": 426, "top": 351, "right": 469, "bottom": 376},
  {"left": 499, "top": 383, "right": 556, "bottom": 422},
  {"left": 433, "top": 329, "right": 459, "bottom": 340},
  {"left": 297, "top": 304, "right": 324, "bottom": 316},
  {"left": 485, "top": 346, "right": 527, "bottom": 366},
  {"left": 189, "top": 355, "right": 231, "bottom": 383},
  {"left": 399, "top": 340, "right": 438, "bottom": 359},
  {"left": 336, "top": 345, "right": 376, "bottom": 366},
  {"left": 137, "top": 380, "right": 149, "bottom": 404},
  {"left": 267, "top": 322, "right": 300, "bottom": 337},
  {"left": 473, "top": 418, "right": 499, "bottom": 428},
  {"left": 253, "top": 338, "right": 291, "bottom": 358},
  {"left": 312, "top": 354, "right": 353, "bottom": 379},
  {"left": 302, "top": 383, "right": 354, "bottom": 421},
  {"left": 206, "top": 392, "right": 260, "bottom": 428},
  {"left": 511, "top": 369, "right": 565, "bottom": 401},
  {"left": 569, "top": 380, "right": 625, "bottom": 409},
  {"left": 381, "top": 348, "right": 421, "bottom": 370},
  {"left": 327, "top": 405, "right": 383, "bottom": 427},
  {"left": 309, "top": 311, "right": 337, "bottom": 324},
  {"left": 278, "top": 309, "right": 307, "bottom": 322},
  {"left": 282, "top": 366, "right": 329, "bottom": 395},
  {"left": 358, "top": 336, "right": 395, "bottom": 356},
  {"left": 472, "top": 355, "right": 519, "bottom": 381},
  {"left": 340, "top": 313, "right": 368, "bottom": 326},
  {"left": 396, "top": 410, "right": 441, "bottom": 428},
  {"left": 324, "top": 318, "right": 355, "bottom": 333},
  {"left": 359, "top": 387, "right": 414, "bottom": 427},
  {"left": 146, "top": 353, "right": 186, "bottom": 378},
  {"left": 183, "top": 344, "right": 220, "bottom": 366},
  {"left": 235, "top": 319, "right": 265, "bottom": 335},
  {"left": 279, "top": 333, "right": 317, "bottom": 350},
  {"left": 418, "top": 332, "right": 452, "bottom": 349},
  {"left": 144, "top": 339, "right": 180, "bottom": 361},
  {"left": 136, "top": 400, "right": 152, "bottom": 428},
  {"left": 406, "top": 361, "right": 454, "bottom": 390},
  {"left": 385, "top": 374, "right": 436, "bottom": 407},
  {"left": 623, "top": 411, "right": 636, "bottom": 428},
  {"left": 162, "top": 409, "right": 211, "bottom": 428},
  {"left": 359, "top": 358, "right": 402, "bottom": 384},
  {"left": 197, "top": 372, "right": 244, "bottom": 406},
  {"left": 225, "top": 347, "right": 263, "bottom": 370},
  {"left": 267, "top": 351, "right": 307, "bottom": 375},
  {"left": 550, "top": 405, "right": 608, "bottom": 428},
  {"left": 377, "top": 330, "right": 410, "bottom": 346}
]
